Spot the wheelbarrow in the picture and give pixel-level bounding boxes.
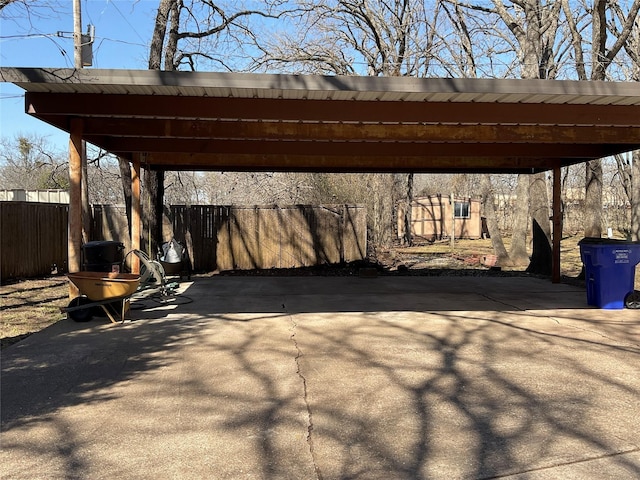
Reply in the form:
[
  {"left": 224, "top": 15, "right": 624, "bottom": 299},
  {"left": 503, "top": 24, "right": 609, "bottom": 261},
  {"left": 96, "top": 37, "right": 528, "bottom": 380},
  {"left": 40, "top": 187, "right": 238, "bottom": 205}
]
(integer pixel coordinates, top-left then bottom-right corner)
[{"left": 62, "top": 271, "right": 141, "bottom": 323}]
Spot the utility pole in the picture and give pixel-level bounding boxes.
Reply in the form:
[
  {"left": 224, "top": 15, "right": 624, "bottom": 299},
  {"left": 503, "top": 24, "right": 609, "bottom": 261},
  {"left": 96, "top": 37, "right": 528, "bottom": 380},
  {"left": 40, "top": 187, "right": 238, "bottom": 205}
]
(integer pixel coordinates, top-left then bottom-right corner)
[
  {"left": 73, "top": 0, "right": 91, "bottom": 244},
  {"left": 73, "top": 0, "right": 82, "bottom": 69}
]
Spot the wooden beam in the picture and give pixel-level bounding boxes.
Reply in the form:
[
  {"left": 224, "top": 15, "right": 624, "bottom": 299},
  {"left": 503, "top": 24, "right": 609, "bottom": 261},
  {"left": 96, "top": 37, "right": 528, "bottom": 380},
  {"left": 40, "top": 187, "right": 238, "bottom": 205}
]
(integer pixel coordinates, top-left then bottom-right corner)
[
  {"left": 68, "top": 117, "right": 83, "bottom": 298},
  {"left": 131, "top": 154, "right": 141, "bottom": 274},
  {"left": 100, "top": 137, "right": 623, "bottom": 159},
  {"left": 77, "top": 117, "right": 640, "bottom": 144},
  {"left": 26, "top": 92, "right": 640, "bottom": 127},
  {"left": 146, "top": 152, "right": 569, "bottom": 173},
  {"left": 552, "top": 164, "right": 562, "bottom": 283}
]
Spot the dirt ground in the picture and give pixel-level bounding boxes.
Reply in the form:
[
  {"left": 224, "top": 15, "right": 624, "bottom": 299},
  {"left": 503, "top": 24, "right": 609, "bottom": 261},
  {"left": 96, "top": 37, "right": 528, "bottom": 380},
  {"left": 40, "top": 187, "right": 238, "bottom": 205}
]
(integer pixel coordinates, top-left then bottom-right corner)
[
  {"left": 1, "top": 277, "right": 69, "bottom": 349},
  {"left": 1, "top": 235, "right": 637, "bottom": 349}
]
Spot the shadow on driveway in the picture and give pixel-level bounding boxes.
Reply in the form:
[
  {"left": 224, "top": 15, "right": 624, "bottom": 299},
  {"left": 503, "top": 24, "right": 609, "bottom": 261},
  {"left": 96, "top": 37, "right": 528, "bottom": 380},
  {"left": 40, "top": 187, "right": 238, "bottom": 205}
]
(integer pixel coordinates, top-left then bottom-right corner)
[{"left": 2, "top": 276, "right": 639, "bottom": 479}]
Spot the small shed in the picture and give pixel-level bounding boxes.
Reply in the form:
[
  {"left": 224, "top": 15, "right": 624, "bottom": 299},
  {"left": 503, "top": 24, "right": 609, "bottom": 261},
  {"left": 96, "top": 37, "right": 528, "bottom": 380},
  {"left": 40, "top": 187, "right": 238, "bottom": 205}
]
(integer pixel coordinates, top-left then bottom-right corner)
[{"left": 398, "top": 195, "right": 483, "bottom": 241}]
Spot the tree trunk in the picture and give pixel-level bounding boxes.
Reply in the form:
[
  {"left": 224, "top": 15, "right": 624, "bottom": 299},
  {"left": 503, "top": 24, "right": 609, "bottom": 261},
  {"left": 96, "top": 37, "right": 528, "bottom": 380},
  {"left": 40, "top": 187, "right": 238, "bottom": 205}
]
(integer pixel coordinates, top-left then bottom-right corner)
[
  {"left": 508, "top": 174, "right": 530, "bottom": 266},
  {"left": 155, "top": 169, "right": 165, "bottom": 248},
  {"left": 144, "top": 0, "right": 175, "bottom": 255},
  {"left": 149, "top": 0, "right": 173, "bottom": 70},
  {"left": 450, "top": 192, "right": 455, "bottom": 250},
  {"left": 585, "top": 159, "right": 603, "bottom": 237},
  {"left": 583, "top": 0, "right": 608, "bottom": 240},
  {"left": 368, "top": 174, "right": 395, "bottom": 248},
  {"left": 164, "top": 0, "right": 180, "bottom": 70},
  {"left": 118, "top": 156, "right": 132, "bottom": 236},
  {"left": 633, "top": 150, "right": 640, "bottom": 241},
  {"left": 527, "top": 171, "right": 553, "bottom": 274},
  {"left": 143, "top": 168, "right": 159, "bottom": 256},
  {"left": 480, "top": 174, "right": 509, "bottom": 265},
  {"left": 403, "top": 173, "right": 413, "bottom": 246}
]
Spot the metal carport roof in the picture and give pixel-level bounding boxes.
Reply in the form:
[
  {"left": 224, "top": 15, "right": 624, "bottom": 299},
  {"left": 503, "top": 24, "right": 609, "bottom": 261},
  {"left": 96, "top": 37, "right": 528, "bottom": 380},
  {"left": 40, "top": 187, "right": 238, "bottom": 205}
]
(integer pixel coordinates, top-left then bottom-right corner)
[{"left": 2, "top": 67, "right": 640, "bottom": 173}]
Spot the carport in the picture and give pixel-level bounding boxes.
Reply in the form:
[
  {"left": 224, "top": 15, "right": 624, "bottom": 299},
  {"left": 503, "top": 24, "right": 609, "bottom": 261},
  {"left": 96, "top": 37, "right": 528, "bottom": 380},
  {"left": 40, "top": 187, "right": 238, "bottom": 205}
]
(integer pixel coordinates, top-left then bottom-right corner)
[{"left": 2, "top": 67, "right": 640, "bottom": 282}]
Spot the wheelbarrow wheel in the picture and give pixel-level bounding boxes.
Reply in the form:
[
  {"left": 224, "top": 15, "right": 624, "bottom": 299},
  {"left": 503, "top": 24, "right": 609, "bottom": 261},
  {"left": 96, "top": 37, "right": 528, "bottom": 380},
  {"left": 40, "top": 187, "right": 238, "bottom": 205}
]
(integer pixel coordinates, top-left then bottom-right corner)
[
  {"left": 625, "top": 291, "right": 640, "bottom": 309},
  {"left": 67, "top": 296, "right": 94, "bottom": 322}
]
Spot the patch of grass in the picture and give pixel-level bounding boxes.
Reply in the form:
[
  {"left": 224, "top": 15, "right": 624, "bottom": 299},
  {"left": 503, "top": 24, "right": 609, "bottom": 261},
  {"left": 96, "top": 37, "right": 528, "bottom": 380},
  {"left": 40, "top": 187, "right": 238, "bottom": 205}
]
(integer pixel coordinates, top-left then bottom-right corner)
[
  {"left": 396, "top": 238, "right": 510, "bottom": 257},
  {"left": 1, "top": 277, "right": 68, "bottom": 349},
  {"left": 393, "top": 235, "right": 639, "bottom": 288}
]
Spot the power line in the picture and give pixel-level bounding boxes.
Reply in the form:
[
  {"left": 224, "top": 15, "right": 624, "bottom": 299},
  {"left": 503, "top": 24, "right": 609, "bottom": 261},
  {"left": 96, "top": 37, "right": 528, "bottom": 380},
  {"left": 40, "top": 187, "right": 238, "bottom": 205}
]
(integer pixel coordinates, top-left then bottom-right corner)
[
  {"left": 108, "top": 0, "right": 148, "bottom": 46},
  {"left": 0, "top": 33, "right": 56, "bottom": 40},
  {"left": 94, "top": 36, "right": 148, "bottom": 48}
]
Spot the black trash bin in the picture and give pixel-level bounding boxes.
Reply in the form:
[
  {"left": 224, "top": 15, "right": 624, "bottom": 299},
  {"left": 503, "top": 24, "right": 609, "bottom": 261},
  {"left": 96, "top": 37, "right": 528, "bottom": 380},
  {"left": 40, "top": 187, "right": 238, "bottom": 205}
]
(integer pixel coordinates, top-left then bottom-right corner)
[
  {"left": 579, "top": 237, "right": 640, "bottom": 309},
  {"left": 82, "top": 240, "right": 125, "bottom": 273}
]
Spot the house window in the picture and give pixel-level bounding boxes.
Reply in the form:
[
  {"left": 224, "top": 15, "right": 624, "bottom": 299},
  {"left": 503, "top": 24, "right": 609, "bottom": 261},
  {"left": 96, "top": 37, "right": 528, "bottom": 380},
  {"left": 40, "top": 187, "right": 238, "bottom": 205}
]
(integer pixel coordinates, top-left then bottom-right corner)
[{"left": 454, "top": 201, "right": 470, "bottom": 218}]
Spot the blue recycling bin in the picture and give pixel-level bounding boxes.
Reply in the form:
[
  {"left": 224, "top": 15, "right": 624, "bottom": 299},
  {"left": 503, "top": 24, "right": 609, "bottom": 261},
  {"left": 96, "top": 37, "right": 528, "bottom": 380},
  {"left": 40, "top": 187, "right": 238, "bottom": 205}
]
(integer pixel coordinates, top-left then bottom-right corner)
[{"left": 579, "top": 238, "right": 640, "bottom": 309}]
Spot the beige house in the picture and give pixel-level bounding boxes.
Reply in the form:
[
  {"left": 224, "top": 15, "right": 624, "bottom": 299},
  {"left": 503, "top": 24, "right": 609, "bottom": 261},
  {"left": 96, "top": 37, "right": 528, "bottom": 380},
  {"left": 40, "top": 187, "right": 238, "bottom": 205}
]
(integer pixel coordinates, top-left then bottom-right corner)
[{"left": 398, "top": 195, "right": 483, "bottom": 241}]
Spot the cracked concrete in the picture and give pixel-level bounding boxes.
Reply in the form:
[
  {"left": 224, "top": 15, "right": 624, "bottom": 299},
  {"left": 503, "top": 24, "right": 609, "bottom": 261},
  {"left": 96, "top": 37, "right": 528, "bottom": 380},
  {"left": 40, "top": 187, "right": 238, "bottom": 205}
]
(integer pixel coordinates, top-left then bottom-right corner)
[
  {"left": 2, "top": 275, "right": 639, "bottom": 479},
  {"left": 289, "top": 303, "right": 322, "bottom": 479}
]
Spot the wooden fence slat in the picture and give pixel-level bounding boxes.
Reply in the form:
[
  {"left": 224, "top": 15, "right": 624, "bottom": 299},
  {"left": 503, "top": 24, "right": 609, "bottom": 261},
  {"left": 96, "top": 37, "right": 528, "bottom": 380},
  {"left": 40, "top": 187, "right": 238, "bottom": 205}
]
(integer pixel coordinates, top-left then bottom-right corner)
[{"left": 1, "top": 202, "right": 68, "bottom": 281}]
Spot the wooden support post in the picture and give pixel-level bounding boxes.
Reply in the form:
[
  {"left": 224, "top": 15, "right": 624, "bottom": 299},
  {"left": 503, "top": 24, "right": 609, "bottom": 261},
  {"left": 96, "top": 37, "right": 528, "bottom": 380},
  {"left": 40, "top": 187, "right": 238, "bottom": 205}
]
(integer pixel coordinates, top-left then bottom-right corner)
[
  {"left": 68, "top": 118, "right": 83, "bottom": 298},
  {"left": 131, "top": 154, "right": 141, "bottom": 274},
  {"left": 552, "top": 164, "right": 562, "bottom": 283}
]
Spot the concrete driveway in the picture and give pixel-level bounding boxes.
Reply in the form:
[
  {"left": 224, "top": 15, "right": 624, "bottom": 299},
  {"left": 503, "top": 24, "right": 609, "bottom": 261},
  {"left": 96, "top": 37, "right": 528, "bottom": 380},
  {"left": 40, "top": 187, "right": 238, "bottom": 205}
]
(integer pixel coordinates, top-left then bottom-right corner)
[{"left": 2, "top": 275, "right": 639, "bottom": 479}]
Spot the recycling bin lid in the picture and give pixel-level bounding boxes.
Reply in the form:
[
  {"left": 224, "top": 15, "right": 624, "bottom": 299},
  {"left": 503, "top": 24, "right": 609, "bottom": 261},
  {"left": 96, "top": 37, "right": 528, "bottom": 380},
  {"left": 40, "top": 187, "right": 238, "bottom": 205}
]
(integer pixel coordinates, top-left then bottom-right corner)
[{"left": 578, "top": 237, "right": 640, "bottom": 245}]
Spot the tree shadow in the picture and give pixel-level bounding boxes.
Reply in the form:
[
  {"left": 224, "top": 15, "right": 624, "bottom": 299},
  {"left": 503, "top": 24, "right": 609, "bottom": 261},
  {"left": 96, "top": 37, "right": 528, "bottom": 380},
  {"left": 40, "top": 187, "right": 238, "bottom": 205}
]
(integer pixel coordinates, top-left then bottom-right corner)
[
  {"left": 288, "top": 307, "right": 640, "bottom": 478},
  {"left": 2, "top": 276, "right": 638, "bottom": 479}
]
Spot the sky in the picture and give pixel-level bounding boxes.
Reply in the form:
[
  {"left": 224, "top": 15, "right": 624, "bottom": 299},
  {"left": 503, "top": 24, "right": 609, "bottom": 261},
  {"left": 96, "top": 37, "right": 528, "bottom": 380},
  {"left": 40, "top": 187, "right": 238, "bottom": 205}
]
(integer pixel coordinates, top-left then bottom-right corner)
[{"left": 0, "top": 0, "right": 159, "bottom": 151}]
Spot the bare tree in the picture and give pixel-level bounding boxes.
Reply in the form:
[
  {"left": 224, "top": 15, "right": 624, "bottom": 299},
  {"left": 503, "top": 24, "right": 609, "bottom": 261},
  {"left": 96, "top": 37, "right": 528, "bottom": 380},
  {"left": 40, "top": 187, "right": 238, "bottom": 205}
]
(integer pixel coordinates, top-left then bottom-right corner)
[
  {"left": 0, "top": 0, "right": 62, "bottom": 17},
  {"left": 562, "top": 0, "right": 640, "bottom": 240},
  {"left": 254, "top": 0, "right": 447, "bottom": 248},
  {"left": 615, "top": 2, "right": 640, "bottom": 241},
  {"left": 132, "top": 0, "right": 283, "bottom": 255},
  {"left": 479, "top": 1, "right": 562, "bottom": 272},
  {"left": 255, "top": 0, "right": 444, "bottom": 76},
  {"left": 0, "top": 134, "right": 68, "bottom": 190},
  {"left": 136, "top": 0, "right": 175, "bottom": 255},
  {"left": 153, "top": 0, "right": 285, "bottom": 71},
  {"left": 452, "top": 0, "right": 640, "bottom": 271}
]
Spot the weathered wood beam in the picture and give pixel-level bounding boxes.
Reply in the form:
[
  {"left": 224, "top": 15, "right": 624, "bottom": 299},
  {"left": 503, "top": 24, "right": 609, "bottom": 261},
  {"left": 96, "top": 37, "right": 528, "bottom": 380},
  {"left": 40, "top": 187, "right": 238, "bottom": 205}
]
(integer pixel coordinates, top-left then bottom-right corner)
[
  {"left": 68, "top": 117, "right": 83, "bottom": 298},
  {"left": 98, "top": 137, "right": 625, "bottom": 159},
  {"left": 145, "top": 152, "right": 569, "bottom": 173},
  {"left": 131, "top": 155, "right": 141, "bottom": 274},
  {"left": 74, "top": 118, "right": 640, "bottom": 145},
  {"left": 26, "top": 92, "right": 640, "bottom": 126}
]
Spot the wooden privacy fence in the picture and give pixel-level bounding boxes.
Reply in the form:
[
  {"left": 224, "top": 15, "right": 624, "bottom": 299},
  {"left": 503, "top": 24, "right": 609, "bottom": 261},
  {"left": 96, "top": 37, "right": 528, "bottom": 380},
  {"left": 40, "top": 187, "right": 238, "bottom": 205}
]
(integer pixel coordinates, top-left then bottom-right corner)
[
  {"left": 92, "top": 204, "right": 131, "bottom": 252},
  {"left": 92, "top": 204, "right": 367, "bottom": 273},
  {"left": 1, "top": 202, "right": 68, "bottom": 281},
  {"left": 2, "top": 203, "right": 366, "bottom": 281},
  {"left": 170, "top": 205, "right": 367, "bottom": 272}
]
